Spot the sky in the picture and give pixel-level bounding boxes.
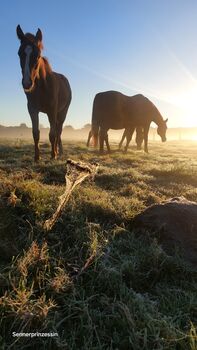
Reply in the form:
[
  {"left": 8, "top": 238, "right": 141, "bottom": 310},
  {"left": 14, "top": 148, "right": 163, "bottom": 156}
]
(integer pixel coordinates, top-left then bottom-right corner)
[{"left": 1, "top": 0, "right": 197, "bottom": 128}]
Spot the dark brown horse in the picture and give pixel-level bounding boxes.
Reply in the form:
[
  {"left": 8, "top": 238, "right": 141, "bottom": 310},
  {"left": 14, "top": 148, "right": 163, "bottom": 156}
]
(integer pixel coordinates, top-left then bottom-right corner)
[
  {"left": 16, "top": 25, "right": 72, "bottom": 161},
  {"left": 91, "top": 91, "right": 168, "bottom": 153}
]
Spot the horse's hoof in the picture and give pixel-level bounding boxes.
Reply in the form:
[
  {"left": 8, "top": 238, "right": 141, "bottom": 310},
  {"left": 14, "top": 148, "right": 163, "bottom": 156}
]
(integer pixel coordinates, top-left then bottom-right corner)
[{"left": 51, "top": 155, "right": 57, "bottom": 160}]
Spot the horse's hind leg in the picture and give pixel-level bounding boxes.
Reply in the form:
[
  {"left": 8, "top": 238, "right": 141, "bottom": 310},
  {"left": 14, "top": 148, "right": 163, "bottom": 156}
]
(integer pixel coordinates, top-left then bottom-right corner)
[
  {"left": 49, "top": 123, "right": 58, "bottom": 159},
  {"left": 99, "top": 128, "right": 110, "bottom": 153},
  {"left": 124, "top": 127, "right": 135, "bottom": 153},
  {"left": 57, "top": 122, "right": 63, "bottom": 156},
  {"left": 87, "top": 131, "right": 92, "bottom": 147},
  {"left": 48, "top": 111, "right": 58, "bottom": 159},
  {"left": 99, "top": 128, "right": 105, "bottom": 153},
  {"left": 56, "top": 108, "right": 68, "bottom": 156},
  {"left": 104, "top": 132, "right": 111, "bottom": 153},
  {"left": 119, "top": 129, "right": 126, "bottom": 149},
  {"left": 136, "top": 127, "right": 144, "bottom": 150}
]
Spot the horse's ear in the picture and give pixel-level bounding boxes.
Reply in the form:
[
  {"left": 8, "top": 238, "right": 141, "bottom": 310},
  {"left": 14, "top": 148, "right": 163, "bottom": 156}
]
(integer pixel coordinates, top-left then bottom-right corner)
[
  {"left": 165, "top": 118, "right": 168, "bottom": 123},
  {"left": 16, "top": 25, "right": 25, "bottom": 41},
  {"left": 35, "top": 28, "right": 42, "bottom": 42}
]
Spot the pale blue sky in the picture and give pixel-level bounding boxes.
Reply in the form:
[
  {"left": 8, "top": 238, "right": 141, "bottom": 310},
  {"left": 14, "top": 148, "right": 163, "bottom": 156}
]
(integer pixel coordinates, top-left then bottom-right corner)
[{"left": 1, "top": 0, "right": 197, "bottom": 128}]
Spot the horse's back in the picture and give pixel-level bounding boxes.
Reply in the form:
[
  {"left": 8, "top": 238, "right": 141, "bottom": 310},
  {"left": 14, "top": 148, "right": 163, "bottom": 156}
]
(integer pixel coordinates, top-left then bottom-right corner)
[
  {"left": 92, "top": 91, "right": 128, "bottom": 128},
  {"left": 129, "top": 93, "right": 152, "bottom": 107},
  {"left": 54, "top": 72, "right": 71, "bottom": 98},
  {"left": 92, "top": 90, "right": 158, "bottom": 129},
  {"left": 94, "top": 90, "right": 126, "bottom": 105},
  {"left": 53, "top": 72, "right": 72, "bottom": 112},
  {"left": 93, "top": 91, "right": 148, "bottom": 115},
  {"left": 128, "top": 94, "right": 159, "bottom": 122}
]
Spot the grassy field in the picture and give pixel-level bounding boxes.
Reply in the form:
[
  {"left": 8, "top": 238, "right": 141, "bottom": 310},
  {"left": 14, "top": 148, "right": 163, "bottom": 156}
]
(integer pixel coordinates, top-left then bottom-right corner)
[{"left": 0, "top": 139, "right": 197, "bottom": 349}]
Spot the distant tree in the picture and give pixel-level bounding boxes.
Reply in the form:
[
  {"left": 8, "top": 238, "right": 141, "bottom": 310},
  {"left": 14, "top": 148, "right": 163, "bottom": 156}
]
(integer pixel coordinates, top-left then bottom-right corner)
[
  {"left": 19, "top": 123, "right": 28, "bottom": 128},
  {"left": 83, "top": 123, "right": 91, "bottom": 129},
  {"left": 64, "top": 125, "right": 74, "bottom": 130}
]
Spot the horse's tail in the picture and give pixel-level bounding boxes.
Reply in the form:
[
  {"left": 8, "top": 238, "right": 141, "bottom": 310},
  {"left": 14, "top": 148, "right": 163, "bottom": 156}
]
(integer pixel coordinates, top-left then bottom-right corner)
[{"left": 91, "top": 96, "right": 99, "bottom": 147}]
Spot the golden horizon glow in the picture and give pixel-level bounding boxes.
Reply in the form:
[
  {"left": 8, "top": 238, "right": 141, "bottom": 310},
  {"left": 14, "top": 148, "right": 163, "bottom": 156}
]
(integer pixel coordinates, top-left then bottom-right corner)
[{"left": 166, "top": 87, "right": 197, "bottom": 128}]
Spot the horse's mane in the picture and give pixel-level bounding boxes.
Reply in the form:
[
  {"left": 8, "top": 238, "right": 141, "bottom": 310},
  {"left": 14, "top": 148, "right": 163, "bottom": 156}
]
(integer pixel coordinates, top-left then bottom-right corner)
[{"left": 39, "top": 57, "right": 52, "bottom": 79}]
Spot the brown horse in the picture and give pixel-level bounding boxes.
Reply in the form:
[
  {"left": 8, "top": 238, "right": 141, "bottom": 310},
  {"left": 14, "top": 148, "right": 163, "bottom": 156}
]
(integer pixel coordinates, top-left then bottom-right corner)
[
  {"left": 16, "top": 25, "right": 72, "bottom": 161},
  {"left": 91, "top": 91, "right": 168, "bottom": 153}
]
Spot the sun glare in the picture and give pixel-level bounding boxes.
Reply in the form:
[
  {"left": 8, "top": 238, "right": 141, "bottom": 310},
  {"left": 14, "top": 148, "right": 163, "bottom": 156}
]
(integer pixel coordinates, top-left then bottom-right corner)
[{"left": 168, "top": 88, "right": 197, "bottom": 127}]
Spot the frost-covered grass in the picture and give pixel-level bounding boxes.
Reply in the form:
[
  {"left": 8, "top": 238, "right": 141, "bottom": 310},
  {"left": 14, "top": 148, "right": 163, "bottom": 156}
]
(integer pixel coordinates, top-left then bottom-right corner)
[{"left": 0, "top": 139, "right": 196, "bottom": 349}]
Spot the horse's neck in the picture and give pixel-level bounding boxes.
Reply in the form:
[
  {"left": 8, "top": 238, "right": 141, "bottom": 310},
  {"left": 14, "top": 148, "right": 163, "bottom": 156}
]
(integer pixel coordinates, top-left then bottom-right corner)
[
  {"left": 152, "top": 109, "right": 163, "bottom": 126},
  {"left": 38, "top": 57, "right": 52, "bottom": 80}
]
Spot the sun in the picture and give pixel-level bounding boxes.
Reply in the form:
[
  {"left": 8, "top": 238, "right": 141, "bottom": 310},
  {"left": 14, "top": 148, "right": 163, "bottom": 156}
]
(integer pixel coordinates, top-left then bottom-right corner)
[{"left": 170, "top": 88, "right": 197, "bottom": 127}]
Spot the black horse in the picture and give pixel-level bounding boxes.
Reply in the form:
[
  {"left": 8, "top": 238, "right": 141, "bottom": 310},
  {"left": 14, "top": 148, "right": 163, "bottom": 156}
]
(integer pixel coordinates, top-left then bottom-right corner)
[
  {"left": 91, "top": 91, "right": 168, "bottom": 153},
  {"left": 16, "top": 25, "right": 72, "bottom": 161}
]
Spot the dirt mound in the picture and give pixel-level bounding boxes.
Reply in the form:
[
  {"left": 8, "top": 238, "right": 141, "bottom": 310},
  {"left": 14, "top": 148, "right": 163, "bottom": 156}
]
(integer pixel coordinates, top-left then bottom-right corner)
[{"left": 132, "top": 197, "right": 197, "bottom": 267}]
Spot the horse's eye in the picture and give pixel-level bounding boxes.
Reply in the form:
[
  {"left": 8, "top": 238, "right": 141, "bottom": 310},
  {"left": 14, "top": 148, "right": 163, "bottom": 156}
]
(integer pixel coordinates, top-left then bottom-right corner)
[
  {"left": 19, "top": 53, "right": 25, "bottom": 61},
  {"left": 32, "top": 50, "right": 38, "bottom": 59}
]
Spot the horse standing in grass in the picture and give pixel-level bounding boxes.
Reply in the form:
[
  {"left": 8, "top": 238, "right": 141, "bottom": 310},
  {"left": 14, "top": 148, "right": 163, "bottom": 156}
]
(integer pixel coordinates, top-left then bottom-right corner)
[
  {"left": 16, "top": 25, "right": 72, "bottom": 161},
  {"left": 91, "top": 91, "right": 168, "bottom": 153}
]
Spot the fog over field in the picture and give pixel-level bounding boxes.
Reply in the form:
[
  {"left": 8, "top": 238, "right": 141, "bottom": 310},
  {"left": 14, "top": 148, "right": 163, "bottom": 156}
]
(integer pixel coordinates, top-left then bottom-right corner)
[{"left": 1, "top": 123, "right": 197, "bottom": 141}]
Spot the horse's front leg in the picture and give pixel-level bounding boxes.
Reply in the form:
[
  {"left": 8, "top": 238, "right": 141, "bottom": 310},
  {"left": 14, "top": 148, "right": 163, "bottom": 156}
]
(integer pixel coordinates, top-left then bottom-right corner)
[
  {"left": 28, "top": 105, "right": 40, "bottom": 161},
  {"left": 143, "top": 124, "right": 150, "bottom": 153}
]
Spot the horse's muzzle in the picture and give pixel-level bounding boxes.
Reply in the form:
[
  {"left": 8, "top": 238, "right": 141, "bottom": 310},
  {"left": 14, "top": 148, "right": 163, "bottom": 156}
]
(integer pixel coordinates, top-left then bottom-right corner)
[
  {"left": 162, "top": 137, "right": 167, "bottom": 142},
  {"left": 22, "top": 79, "right": 33, "bottom": 91}
]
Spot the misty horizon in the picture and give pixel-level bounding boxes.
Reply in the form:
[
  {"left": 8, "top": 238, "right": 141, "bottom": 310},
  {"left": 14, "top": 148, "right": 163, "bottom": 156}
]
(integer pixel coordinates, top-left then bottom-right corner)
[{"left": 1, "top": 123, "right": 197, "bottom": 142}]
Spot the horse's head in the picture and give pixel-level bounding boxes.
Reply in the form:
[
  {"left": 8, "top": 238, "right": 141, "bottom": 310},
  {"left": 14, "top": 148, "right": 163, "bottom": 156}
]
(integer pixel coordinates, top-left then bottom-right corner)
[
  {"left": 157, "top": 118, "right": 168, "bottom": 142},
  {"left": 16, "top": 25, "right": 43, "bottom": 92}
]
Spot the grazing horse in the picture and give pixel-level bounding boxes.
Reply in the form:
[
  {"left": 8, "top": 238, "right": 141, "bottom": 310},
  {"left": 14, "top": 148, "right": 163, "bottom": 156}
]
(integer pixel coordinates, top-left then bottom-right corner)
[
  {"left": 119, "top": 126, "right": 144, "bottom": 151},
  {"left": 16, "top": 25, "right": 72, "bottom": 161},
  {"left": 91, "top": 91, "right": 168, "bottom": 153}
]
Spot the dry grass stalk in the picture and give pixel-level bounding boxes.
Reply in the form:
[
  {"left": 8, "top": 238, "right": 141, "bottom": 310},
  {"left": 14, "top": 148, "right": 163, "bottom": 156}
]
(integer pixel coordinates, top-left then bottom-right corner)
[{"left": 44, "top": 159, "right": 98, "bottom": 231}]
